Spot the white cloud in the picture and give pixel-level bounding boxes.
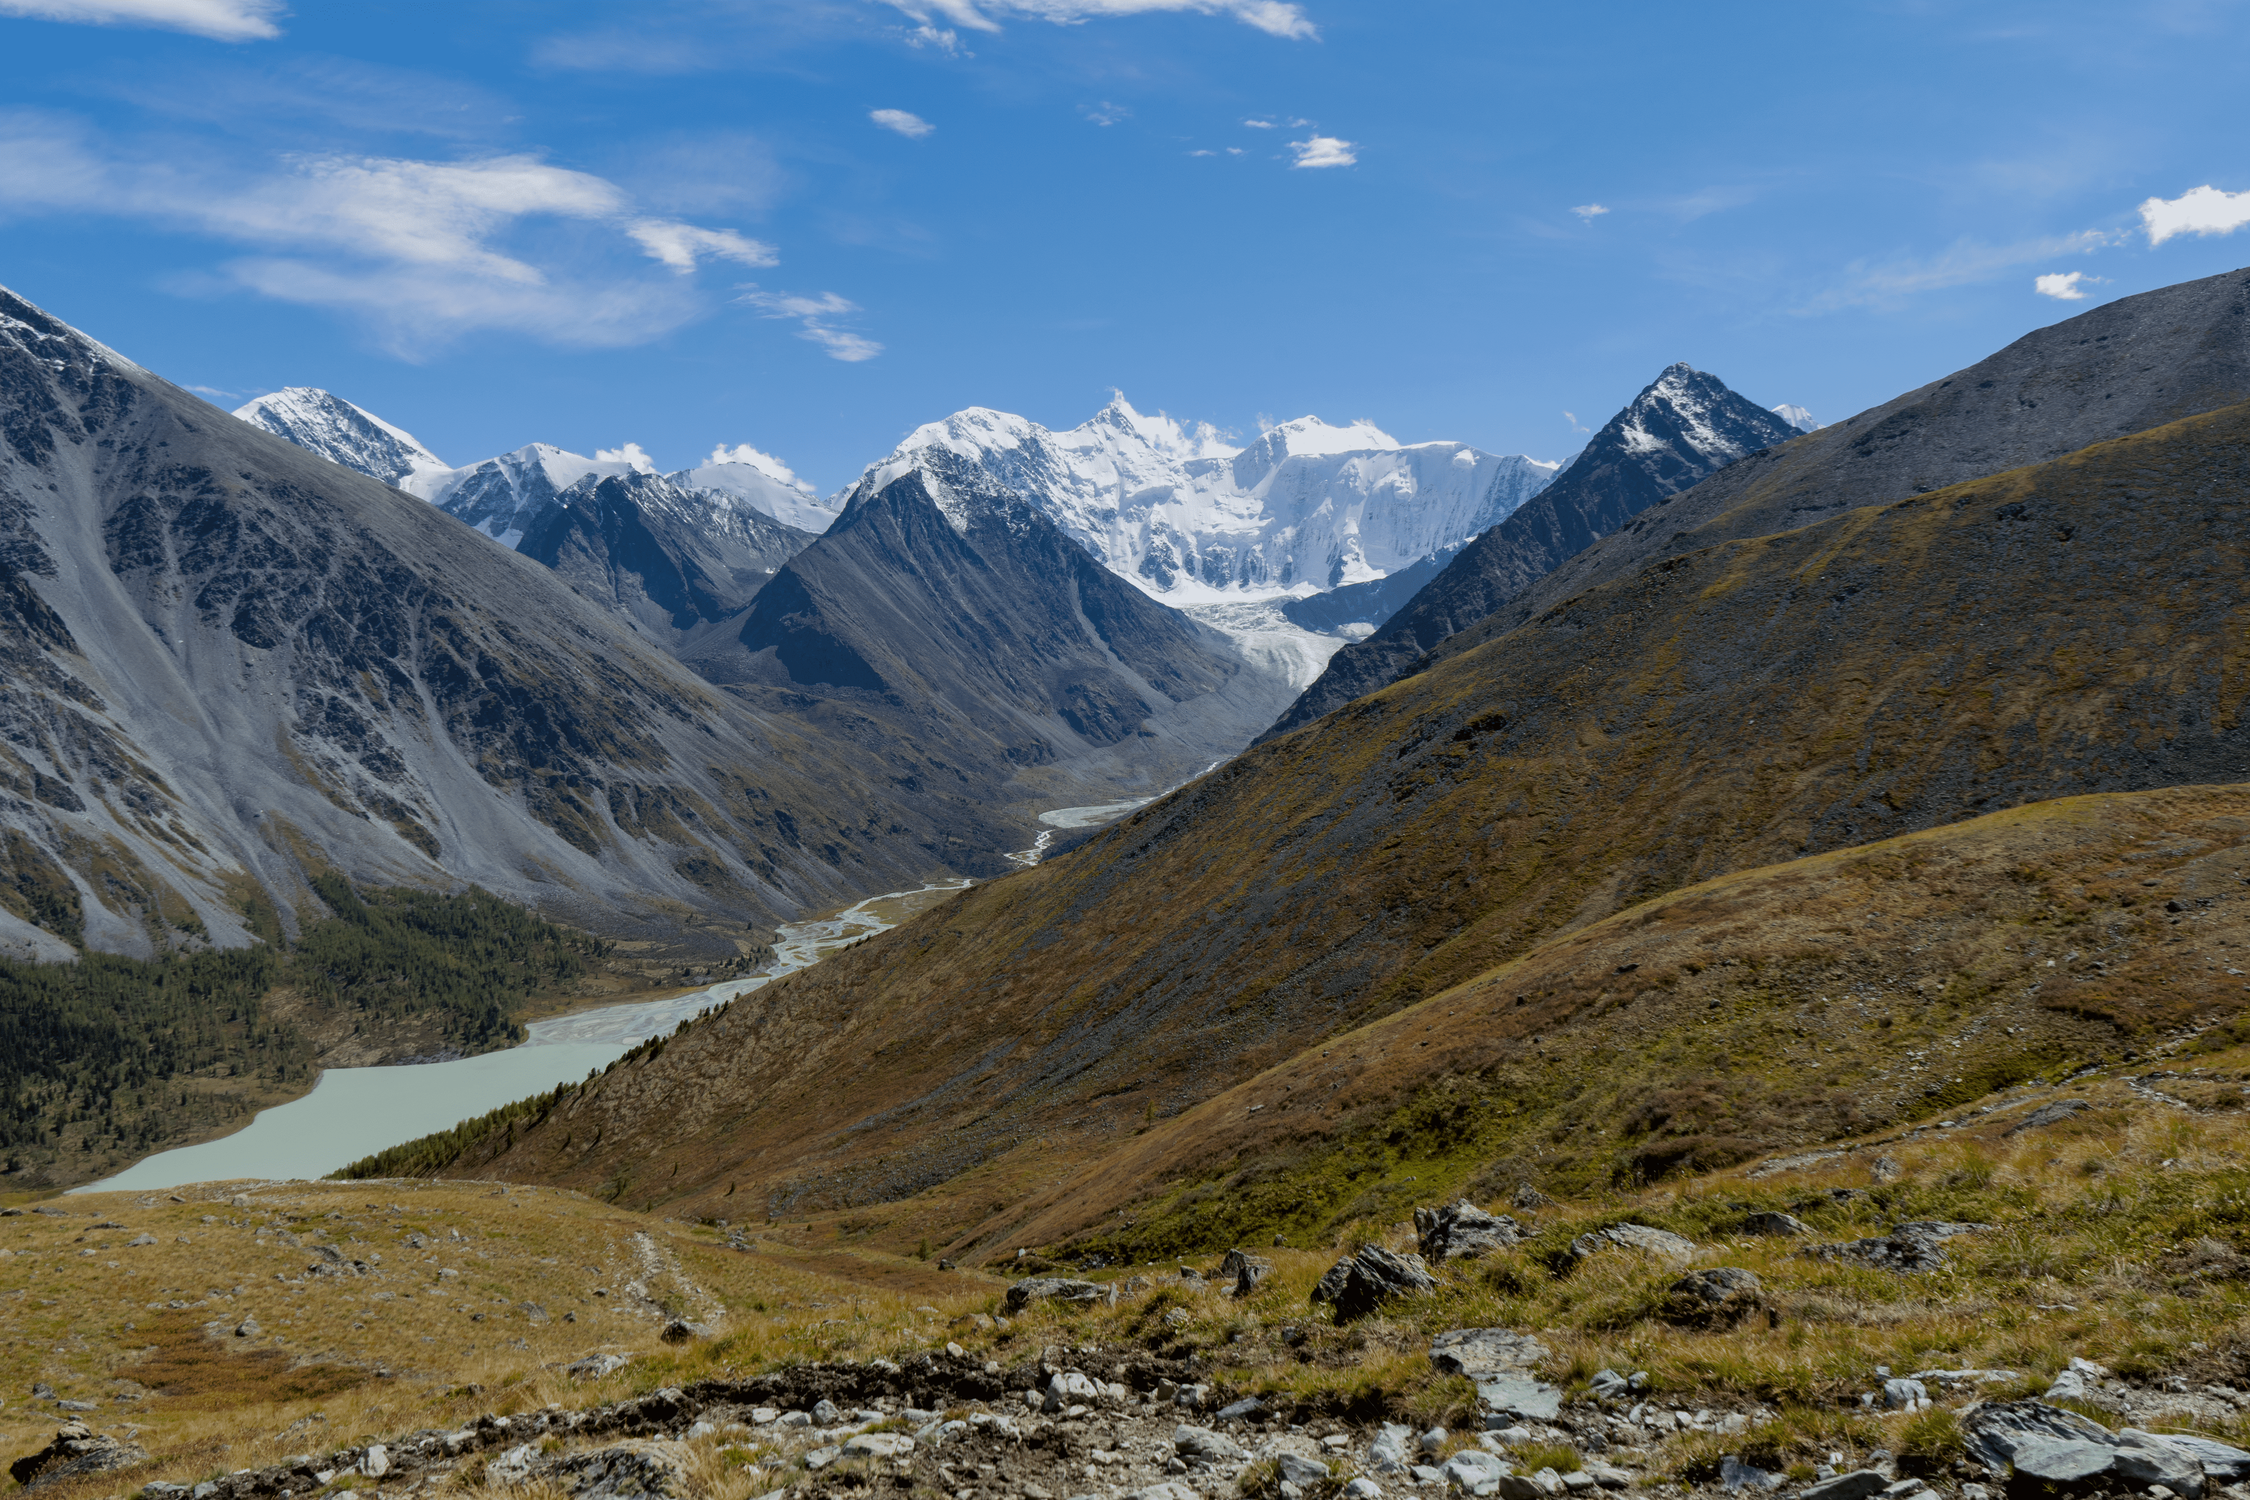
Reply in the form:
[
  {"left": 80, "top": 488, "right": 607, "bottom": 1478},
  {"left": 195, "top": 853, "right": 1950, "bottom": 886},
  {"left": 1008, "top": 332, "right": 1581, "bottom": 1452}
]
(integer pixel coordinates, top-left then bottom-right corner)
[
  {"left": 1188, "top": 149, "right": 1215, "bottom": 157},
  {"left": 706, "top": 442, "right": 815, "bottom": 494},
  {"left": 2034, "top": 270, "right": 2096, "bottom": 301},
  {"left": 1083, "top": 100, "right": 1129, "bottom": 126},
  {"left": 1564, "top": 411, "right": 1589, "bottom": 433},
  {"left": 870, "top": 108, "right": 934, "bottom": 138},
  {"left": 885, "top": 0, "right": 1316, "bottom": 40},
  {"left": 1226, "top": 146, "right": 1242, "bottom": 155},
  {"left": 1287, "top": 134, "right": 1355, "bottom": 169},
  {"left": 2139, "top": 184, "right": 2250, "bottom": 246},
  {"left": 735, "top": 287, "right": 883, "bottom": 362},
  {"left": 593, "top": 441, "right": 658, "bottom": 471},
  {"left": 0, "top": 115, "right": 783, "bottom": 355},
  {"left": 627, "top": 219, "right": 777, "bottom": 272},
  {"left": 1243, "top": 118, "right": 1276, "bottom": 128},
  {"left": 1572, "top": 203, "right": 1608, "bottom": 219},
  {"left": 1804, "top": 229, "right": 2114, "bottom": 312},
  {"left": 0, "top": 0, "right": 281, "bottom": 41}
]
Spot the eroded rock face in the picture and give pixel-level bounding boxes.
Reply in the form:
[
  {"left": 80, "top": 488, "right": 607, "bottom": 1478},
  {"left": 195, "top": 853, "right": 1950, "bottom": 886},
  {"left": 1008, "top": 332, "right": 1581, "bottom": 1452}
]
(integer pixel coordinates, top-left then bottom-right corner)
[
  {"left": 1004, "top": 1277, "right": 1108, "bottom": 1312},
  {"left": 1414, "top": 1200, "right": 1524, "bottom": 1262}
]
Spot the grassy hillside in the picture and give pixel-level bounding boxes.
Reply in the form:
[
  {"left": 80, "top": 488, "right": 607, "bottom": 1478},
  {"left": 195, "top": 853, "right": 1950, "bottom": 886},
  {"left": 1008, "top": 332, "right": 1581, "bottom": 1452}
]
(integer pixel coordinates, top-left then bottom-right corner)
[
  {"left": 0, "top": 876, "right": 607, "bottom": 1191},
  {"left": 364, "top": 398, "right": 2250, "bottom": 1249},
  {"left": 18, "top": 1040, "right": 2250, "bottom": 1500}
]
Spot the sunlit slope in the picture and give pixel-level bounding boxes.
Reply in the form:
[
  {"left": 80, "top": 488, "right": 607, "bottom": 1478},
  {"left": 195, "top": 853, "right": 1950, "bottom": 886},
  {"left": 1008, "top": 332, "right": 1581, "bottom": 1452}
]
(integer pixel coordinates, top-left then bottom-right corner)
[
  {"left": 998, "top": 781, "right": 2250, "bottom": 1258},
  {"left": 413, "top": 399, "right": 2250, "bottom": 1243}
]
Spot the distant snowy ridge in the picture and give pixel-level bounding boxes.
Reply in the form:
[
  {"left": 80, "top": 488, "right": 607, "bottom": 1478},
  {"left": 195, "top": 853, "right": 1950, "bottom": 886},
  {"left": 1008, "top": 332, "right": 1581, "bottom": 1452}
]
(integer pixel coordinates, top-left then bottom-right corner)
[
  {"left": 1773, "top": 403, "right": 1820, "bottom": 433},
  {"left": 230, "top": 388, "right": 839, "bottom": 542},
  {"left": 841, "top": 393, "right": 1560, "bottom": 604},
  {"left": 234, "top": 388, "right": 454, "bottom": 494}
]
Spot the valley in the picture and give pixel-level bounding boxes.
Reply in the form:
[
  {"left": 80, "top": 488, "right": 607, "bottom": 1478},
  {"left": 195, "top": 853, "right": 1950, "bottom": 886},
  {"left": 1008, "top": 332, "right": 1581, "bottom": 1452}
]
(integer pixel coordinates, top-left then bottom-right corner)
[{"left": 6, "top": 252, "right": 2250, "bottom": 1500}]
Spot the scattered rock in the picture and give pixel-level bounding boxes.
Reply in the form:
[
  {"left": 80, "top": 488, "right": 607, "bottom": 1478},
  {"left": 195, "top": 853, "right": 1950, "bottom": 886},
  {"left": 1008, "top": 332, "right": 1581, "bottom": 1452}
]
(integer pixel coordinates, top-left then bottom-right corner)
[
  {"left": 1415, "top": 1201, "right": 1525, "bottom": 1262},
  {"left": 1443, "top": 1449, "right": 1510, "bottom": 1495},
  {"left": 1803, "top": 1221, "right": 1987, "bottom": 1272},
  {"left": 1720, "top": 1456, "right": 1785, "bottom": 1491},
  {"left": 1739, "top": 1212, "right": 1810, "bottom": 1237},
  {"left": 7, "top": 1420, "right": 147, "bottom": 1490},
  {"left": 1122, "top": 1485, "right": 1205, "bottom": 1500},
  {"left": 1043, "top": 1372, "right": 1104, "bottom": 1412},
  {"left": 658, "top": 1319, "right": 711, "bottom": 1344},
  {"left": 1370, "top": 1423, "right": 1415, "bottom": 1474},
  {"left": 1570, "top": 1224, "right": 1696, "bottom": 1265},
  {"left": 1174, "top": 1425, "right": 1248, "bottom": 1464},
  {"left": 1513, "top": 1183, "right": 1552, "bottom": 1211},
  {"left": 1661, "top": 1267, "right": 1764, "bottom": 1327},
  {"left": 537, "top": 1440, "right": 693, "bottom": 1496},
  {"left": 1881, "top": 1378, "right": 1929, "bottom": 1411},
  {"left": 812, "top": 1399, "right": 842, "bottom": 1426},
  {"left": 565, "top": 1353, "right": 631, "bottom": 1380},
  {"left": 1961, "top": 1401, "right": 2229, "bottom": 1495},
  {"left": 1799, "top": 1470, "right": 1890, "bottom": 1500},
  {"left": 1005, "top": 1277, "right": 1109, "bottom": 1312},
  {"left": 2005, "top": 1099, "right": 2092, "bottom": 1135},
  {"left": 1309, "top": 1246, "right": 1437, "bottom": 1321},
  {"left": 1214, "top": 1397, "right": 1265, "bottom": 1423},
  {"left": 804, "top": 1445, "right": 843, "bottom": 1471},
  {"left": 233, "top": 1318, "right": 261, "bottom": 1339},
  {"left": 845, "top": 1432, "right": 914, "bottom": 1459},
  {"left": 126, "top": 1233, "right": 157, "bottom": 1247},
  {"left": 1589, "top": 1369, "right": 1629, "bottom": 1400},
  {"left": 1278, "top": 1454, "right": 1332, "bottom": 1487},
  {"left": 1430, "top": 1328, "right": 1561, "bottom": 1421},
  {"left": 1870, "top": 1156, "right": 1902, "bottom": 1184},
  {"left": 486, "top": 1443, "right": 540, "bottom": 1484}
]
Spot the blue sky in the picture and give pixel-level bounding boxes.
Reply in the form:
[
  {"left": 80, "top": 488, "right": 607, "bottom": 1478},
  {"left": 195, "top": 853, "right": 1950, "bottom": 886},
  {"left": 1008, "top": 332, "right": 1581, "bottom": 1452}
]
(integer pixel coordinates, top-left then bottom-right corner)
[{"left": 1, "top": 0, "right": 2247, "bottom": 490}]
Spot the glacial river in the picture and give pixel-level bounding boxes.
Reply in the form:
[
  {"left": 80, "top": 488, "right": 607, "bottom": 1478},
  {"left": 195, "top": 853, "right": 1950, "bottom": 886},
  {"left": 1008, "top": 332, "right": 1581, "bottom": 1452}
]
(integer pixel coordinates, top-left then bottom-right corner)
[
  {"left": 77, "top": 880, "right": 972, "bottom": 1194},
  {"left": 78, "top": 788, "right": 1180, "bottom": 1194}
]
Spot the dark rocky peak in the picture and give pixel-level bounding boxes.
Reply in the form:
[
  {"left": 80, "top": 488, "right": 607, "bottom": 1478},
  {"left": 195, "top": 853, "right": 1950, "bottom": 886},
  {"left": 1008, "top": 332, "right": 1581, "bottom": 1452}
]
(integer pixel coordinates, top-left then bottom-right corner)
[{"left": 1261, "top": 363, "right": 1793, "bottom": 742}]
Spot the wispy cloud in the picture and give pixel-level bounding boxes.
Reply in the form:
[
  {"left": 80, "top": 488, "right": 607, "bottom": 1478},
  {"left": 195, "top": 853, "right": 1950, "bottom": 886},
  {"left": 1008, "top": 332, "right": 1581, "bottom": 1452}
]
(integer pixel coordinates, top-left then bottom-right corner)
[
  {"left": 1243, "top": 118, "right": 1276, "bottom": 129},
  {"left": 0, "top": 112, "right": 787, "bottom": 355},
  {"left": 1082, "top": 101, "right": 1129, "bottom": 126},
  {"left": 2035, "top": 270, "right": 2098, "bottom": 301},
  {"left": 1572, "top": 203, "right": 1608, "bottom": 220},
  {"left": 1564, "top": 411, "right": 1589, "bottom": 433},
  {"left": 735, "top": 287, "right": 883, "bottom": 362},
  {"left": 626, "top": 220, "right": 777, "bottom": 273},
  {"left": 1802, "top": 229, "right": 2113, "bottom": 312},
  {"left": 2139, "top": 184, "right": 2250, "bottom": 246},
  {"left": 1288, "top": 134, "right": 1355, "bottom": 169},
  {"left": 884, "top": 0, "right": 1317, "bottom": 43},
  {"left": 870, "top": 108, "right": 934, "bottom": 138},
  {"left": 0, "top": 0, "right": 282, "bottom": 41}
]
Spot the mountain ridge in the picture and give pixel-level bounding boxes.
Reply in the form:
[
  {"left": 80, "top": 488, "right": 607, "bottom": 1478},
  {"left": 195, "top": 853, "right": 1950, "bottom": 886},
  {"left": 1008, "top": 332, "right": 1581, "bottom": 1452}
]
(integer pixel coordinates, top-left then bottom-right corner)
[{"left": 1261, "top": 362, "right": 1800, "bottom": 741}]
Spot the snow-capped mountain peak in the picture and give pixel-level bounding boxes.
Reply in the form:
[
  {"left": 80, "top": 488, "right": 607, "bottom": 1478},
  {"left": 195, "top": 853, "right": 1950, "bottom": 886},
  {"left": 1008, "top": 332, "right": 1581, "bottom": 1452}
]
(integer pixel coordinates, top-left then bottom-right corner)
[
  {"left": 233, "top": 387, "right": 454, "bottom": 494},
  {"left": 1772, "top": 403, "right": 1820, "bottom": 433},
  {"left": 842, "top": 393, "right": 1559, "bottom": 603}
]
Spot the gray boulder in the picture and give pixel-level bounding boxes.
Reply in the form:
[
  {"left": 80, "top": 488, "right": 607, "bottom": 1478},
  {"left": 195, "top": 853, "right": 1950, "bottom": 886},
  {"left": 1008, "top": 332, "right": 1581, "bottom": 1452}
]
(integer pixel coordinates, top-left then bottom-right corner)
[
  {"left": 7, "top": 1421, "right": 147, "bottom": 1490},
  {"left": 1416, "top": 1201, "right": 1525, "bottom": 1262},
  {"left": 566, "top": 1353, "right": 631, "bottom": 1380},
  {"left": 1442, "top": 1450, "right": 1509, "bottom": 1494},
  {"left": 2113, "top": 1430, "right": 2207, "bottom": 1498},
  {"left": 1570, "top": 1224, "right": 1696, "bottom": 1265},
  {"left": 658, "top": 1318, "right": 711, "bottom": 1344},
  {"left": 2004, "top": 1099, "right": 2092, "bottom": 1135},
  {"left": 1799, "top": 1471, "right": 1889, "bottom": 1500},
  {"left": 1309, "top": 1246, "right": 1436, "bottom": 1321},
  {"left": 1803, "top": 1221, "right": 1986, "bottom": 1272},
  {"left": 1279, "top": 1454, "right": 1333, "bottom": 1486},
  {"left": 1430, "top": 1328, "right": 1560, "bottom": 1421},
  {"left": 1739, "top": 1212, "right": 1809, "bottom": 1237},
  {"left": 534, "top": 1441, "right": 693, "bottom": 1497},
  {"left": 1221, "top": 1249, "right": 1273, "bottom": 1297},
  {"left": 1720, "top": 1455, "right": 1785, "bottom": 1490},
  {"left": 1370, "top": 1423, "right": 1415, "bottom": 1474},
  {"left": 2155, "top": 1434, "right": 2250, "bottom": 1484},
  {"left": 1962, "top": 1401, "right": 2207, "bottom": 1494},
  {"left": 1005, "top": 1277, "right": 1109, "bottom": 1312},
  {"left": 1174, "top": 1424, "right": 1248, "bottom": 1464},
  {"left": 1661, "top": 1267, "right": 1763, "bottom": 1327}
]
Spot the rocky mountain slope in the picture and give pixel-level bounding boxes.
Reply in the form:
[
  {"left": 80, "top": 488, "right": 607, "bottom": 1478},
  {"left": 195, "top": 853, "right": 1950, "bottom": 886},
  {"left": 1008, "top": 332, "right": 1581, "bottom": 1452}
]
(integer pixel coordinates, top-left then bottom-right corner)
[
  {"left": 849, "top": 395, "right": 1560, "bottom": 602},
  {"left": 0, "top": 286, "right": 983, "bottom": 960},
  {"left": 687, "top": 450, "right": 1294, "bottom": 811},
  {"left": 386, "top": 383, "right": 2250, "bottom": 1236},
  {"left": 1264, "top": 365, "right": 1799, "bottom": 741},
  {"left": 519, "top": 469, "right": 813, "bottom": 646},
  {"left": 1427, "top": 264, "right": 2250, "bottom": 675}
]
